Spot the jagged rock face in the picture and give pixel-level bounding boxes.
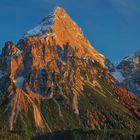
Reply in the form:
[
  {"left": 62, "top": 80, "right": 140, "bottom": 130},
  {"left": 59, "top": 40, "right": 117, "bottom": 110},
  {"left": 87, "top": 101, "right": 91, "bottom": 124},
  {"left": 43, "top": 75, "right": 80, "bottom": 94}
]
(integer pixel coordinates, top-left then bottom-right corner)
[
  {"left": 24, "top": 7, "right": 105, "bottom": 67},
  {"left": 105, "top": 59, "right": 115, "bottom": 72},
  {"left": 0, "top": 36, "right": 104, "bottom": 116},
  {"left": 0, "top": 7, "right": 140, "bottom": 135},
  {"left": 113, "top": 51, "right": 140, "bottom": 96},
  {"left": 0, "top": 42, "right": 22, "bottom": 77}
]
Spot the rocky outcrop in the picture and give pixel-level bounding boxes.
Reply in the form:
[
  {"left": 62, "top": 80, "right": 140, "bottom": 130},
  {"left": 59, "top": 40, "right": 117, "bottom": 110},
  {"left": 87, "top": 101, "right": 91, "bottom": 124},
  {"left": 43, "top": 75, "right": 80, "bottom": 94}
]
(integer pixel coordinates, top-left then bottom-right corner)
[{"left": 111, "top": 50, "right": 140, "bottom": 96}]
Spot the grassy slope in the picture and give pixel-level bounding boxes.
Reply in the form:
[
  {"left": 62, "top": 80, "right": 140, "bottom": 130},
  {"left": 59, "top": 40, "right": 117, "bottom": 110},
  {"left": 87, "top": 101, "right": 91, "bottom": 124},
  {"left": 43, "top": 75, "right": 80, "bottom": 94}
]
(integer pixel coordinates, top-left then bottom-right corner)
[{"left": 0, "top": 83, "right": 140, "bottom": 140}]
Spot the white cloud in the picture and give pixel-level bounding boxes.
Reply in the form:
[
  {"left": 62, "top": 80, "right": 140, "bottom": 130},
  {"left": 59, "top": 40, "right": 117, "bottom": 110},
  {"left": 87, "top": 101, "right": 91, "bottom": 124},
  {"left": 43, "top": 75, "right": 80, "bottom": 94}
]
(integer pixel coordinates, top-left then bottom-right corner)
[{"left": 109, "top": 0, "right": 140, "bottom": 17}]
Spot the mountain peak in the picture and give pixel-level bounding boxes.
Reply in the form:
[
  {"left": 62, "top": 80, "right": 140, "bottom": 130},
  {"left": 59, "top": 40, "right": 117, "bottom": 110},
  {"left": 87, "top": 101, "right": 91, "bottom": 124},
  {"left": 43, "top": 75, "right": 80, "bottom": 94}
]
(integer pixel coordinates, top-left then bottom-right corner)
[
  {"left": 24, "top": 7, "right": 68, "bottom": 38},
  {"left": 54, "top": 6, "right": 65, "bottom": 13},
  {"left": 23, "top": 7, "right": 105, "bottom": 67},
  {"left": 53, "top": 6, "right": 69, "bottom": 18}
]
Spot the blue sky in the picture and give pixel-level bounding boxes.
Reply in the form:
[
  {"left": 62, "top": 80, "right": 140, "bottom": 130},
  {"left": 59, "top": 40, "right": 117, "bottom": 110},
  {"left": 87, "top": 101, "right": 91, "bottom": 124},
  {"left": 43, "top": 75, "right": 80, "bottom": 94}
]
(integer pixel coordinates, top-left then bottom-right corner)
[{"left": 0, "top": 0, "right": 140, "bottom": 62}]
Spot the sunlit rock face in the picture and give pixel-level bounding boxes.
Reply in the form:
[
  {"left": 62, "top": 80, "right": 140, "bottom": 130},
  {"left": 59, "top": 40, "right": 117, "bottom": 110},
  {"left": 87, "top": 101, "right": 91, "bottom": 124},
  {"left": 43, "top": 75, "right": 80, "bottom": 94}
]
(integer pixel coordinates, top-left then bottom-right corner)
[
  {"left": 0, "top": 7, "right": 140, "bottom": 133},
  {"left": 0, "top": 7, "right": 106, "bottom": 107},
  {"left": 24, "top": 7, "right": 105, "bottom": 67}
]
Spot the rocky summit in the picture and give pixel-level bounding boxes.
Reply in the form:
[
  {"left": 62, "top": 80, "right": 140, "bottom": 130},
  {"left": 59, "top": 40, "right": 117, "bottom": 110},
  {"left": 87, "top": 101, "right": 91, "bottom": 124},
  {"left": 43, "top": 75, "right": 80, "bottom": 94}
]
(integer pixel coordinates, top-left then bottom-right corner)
[
  {"left": 112, "top": 50, "right": 140, "bottom": 96},
  {"left": 0, "top": 7, "right": 140, "bottom": 139}
]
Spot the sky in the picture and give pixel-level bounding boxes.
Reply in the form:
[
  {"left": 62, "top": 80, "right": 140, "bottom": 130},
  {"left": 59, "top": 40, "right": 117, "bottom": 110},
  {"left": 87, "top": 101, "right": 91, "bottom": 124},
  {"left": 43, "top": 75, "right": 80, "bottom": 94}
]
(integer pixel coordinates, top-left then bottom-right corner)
[{"left": 0, "top": 0, "right": 140, "bottom": 62}]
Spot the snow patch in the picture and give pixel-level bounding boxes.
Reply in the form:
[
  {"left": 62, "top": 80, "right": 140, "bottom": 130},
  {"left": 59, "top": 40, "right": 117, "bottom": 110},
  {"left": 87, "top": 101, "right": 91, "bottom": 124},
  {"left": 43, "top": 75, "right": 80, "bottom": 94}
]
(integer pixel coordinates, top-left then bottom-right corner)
[
  {"left": 16, "top": 49, "right": 22, "bottom": 56},
  {"left": 112, "top": 70, "right": 124, "bottom": 82},
  {"left": 123, "top": 56, "right": 132, "bottom": 61},
  {"left": 24, "top": 13, "right": 55, "bottom": 38}
]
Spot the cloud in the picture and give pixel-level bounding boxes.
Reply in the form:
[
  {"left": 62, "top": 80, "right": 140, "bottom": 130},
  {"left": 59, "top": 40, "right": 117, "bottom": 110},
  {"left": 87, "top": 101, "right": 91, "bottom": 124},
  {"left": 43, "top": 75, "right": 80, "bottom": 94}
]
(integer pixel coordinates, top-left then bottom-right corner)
[{"left": 109, "top": 0, "right": 140, "bottom": 18}]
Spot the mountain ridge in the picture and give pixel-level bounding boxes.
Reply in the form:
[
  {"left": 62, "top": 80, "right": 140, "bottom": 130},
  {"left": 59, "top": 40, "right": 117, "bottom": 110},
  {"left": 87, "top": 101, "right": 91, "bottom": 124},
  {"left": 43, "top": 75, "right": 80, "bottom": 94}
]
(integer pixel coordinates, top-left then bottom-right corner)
[{"left": 111, "top": 49, "right": 140, "bottom": 96}]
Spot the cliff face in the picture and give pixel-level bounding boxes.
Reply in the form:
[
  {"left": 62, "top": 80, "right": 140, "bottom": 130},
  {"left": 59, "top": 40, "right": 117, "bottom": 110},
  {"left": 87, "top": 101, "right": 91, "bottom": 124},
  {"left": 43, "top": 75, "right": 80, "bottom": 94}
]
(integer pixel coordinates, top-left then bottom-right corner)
[
  {"left": 0, "top": 7, "right": 140, "bottom": 135},
  {"left": 24, "top": 7, "right": 105, "bottom": 67}
]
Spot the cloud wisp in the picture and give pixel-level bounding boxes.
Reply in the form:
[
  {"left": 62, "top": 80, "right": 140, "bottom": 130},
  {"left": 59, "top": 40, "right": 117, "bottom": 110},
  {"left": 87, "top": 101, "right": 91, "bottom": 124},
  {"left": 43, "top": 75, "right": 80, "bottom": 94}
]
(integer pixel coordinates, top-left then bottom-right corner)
[{"left": 109, "top": 0, "right": 140, "bottom": 18}]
